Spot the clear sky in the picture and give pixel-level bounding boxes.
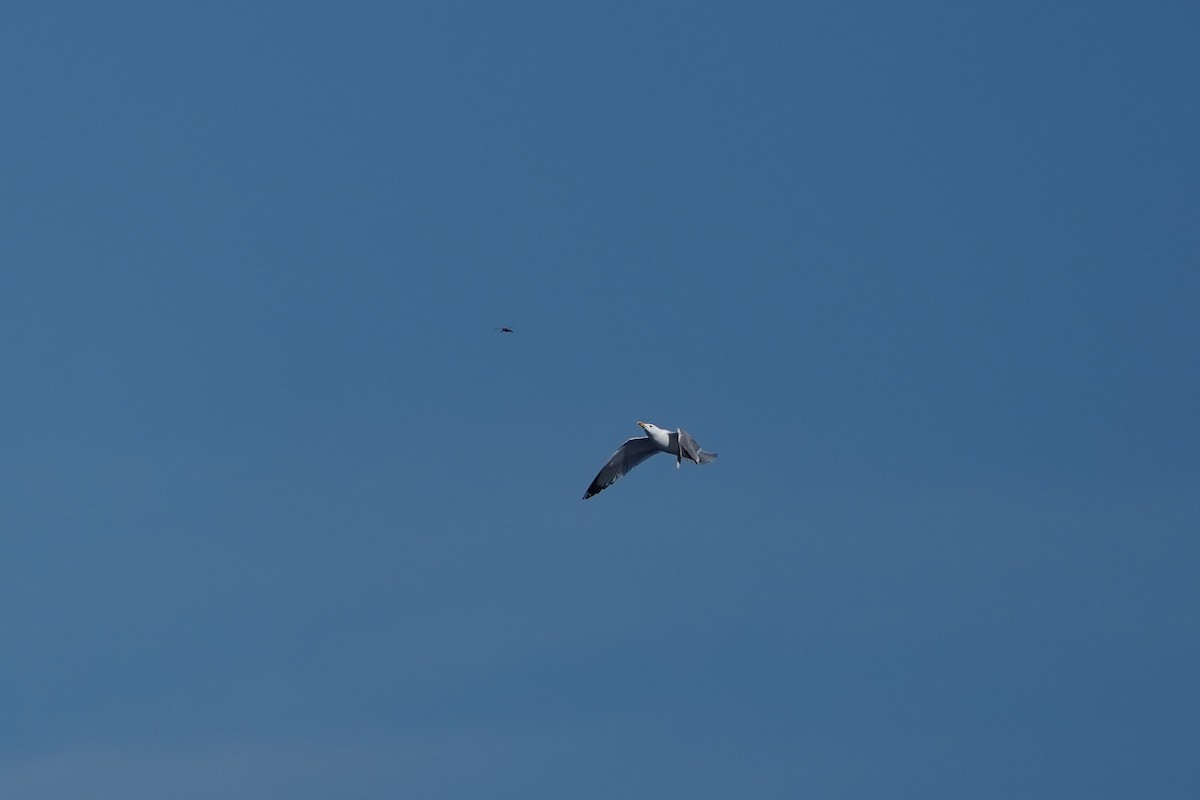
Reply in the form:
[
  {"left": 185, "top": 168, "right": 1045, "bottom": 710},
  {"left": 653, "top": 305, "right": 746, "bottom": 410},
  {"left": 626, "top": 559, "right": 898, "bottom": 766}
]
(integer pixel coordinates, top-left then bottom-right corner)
[{"left": 3, "top": 3, "right": 1198, "bottom": 798}]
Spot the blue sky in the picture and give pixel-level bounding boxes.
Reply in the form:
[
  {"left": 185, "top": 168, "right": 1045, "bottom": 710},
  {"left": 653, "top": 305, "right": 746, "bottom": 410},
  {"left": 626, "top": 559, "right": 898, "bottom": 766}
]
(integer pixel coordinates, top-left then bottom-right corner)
[{"left": 3, "top": 2, "right": 1198, "bottom": 797}]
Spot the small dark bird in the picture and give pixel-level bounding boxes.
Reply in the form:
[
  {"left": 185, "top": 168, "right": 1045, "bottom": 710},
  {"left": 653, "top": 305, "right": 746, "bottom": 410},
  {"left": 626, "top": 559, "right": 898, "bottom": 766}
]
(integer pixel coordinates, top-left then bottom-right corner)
[{"left": 497, "top": 327, "right": 514, "bottom": 334}]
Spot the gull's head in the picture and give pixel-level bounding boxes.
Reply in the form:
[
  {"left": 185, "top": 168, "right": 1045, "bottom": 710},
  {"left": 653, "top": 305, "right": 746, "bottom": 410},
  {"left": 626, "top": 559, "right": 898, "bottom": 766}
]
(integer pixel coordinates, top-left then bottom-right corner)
[{"left": 637, "top": 421, "right": 658, "bottom": 432}]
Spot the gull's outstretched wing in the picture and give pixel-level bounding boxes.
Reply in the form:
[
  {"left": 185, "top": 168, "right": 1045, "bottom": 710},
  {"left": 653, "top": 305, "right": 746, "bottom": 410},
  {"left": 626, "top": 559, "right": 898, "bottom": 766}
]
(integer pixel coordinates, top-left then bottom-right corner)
[
  {"left": 677, "top": 428, "right": 718, "bottom": 465},
  {"left": 583, "top": 436, "right": 661, "bottom": 499}
]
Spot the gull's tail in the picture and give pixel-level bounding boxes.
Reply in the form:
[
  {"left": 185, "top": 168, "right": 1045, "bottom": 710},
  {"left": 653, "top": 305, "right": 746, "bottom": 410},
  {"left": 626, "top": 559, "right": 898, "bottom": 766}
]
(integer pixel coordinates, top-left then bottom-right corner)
[{"left": 697, "top": 451, "right": 717, "bottom": 464}]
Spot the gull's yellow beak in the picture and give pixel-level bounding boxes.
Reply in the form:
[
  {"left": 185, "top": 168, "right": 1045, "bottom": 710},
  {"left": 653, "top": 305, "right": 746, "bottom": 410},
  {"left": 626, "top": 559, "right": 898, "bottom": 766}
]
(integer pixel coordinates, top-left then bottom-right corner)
[{"left": 636, "top": 421, "right": 647, "bottom": 429}]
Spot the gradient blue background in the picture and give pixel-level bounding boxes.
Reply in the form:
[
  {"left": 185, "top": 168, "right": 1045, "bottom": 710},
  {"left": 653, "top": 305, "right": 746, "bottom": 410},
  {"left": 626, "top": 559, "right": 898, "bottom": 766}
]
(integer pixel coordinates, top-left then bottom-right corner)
[{"left": 3, "top": 3, "right": 1198, "bottom": 797}]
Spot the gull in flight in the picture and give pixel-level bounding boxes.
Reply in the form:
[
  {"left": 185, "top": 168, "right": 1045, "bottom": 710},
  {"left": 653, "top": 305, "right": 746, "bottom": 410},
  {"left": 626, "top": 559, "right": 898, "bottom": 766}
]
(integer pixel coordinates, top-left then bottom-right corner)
[{"left": 582, "top": 421, "right": 717, "bottom": 499}]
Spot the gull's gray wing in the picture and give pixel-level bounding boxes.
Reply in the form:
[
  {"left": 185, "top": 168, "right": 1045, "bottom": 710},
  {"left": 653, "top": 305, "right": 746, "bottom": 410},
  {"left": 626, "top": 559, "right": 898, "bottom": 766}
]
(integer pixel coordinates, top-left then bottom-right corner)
[
  {"left": 677, "top": 428, "right": 718, "bottom": 465},
  {"left": 582, "top": 436, "right": 661, "bottom": 499}
]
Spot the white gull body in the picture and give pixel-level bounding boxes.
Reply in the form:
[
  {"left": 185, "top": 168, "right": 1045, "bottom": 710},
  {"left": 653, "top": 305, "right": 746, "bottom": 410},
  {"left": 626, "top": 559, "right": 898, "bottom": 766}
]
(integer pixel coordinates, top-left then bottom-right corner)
[{"left": 582, "top": 422, "right": 718, "bottom": 499}]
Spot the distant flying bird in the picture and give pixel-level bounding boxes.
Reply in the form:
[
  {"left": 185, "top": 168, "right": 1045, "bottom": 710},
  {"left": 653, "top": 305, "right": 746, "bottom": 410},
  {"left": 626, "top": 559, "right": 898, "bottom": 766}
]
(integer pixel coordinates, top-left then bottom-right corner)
[
  {"left": 583, "top": 422, "right": 718, "bottom": 499},
  {"left": 496, "top": 326, "right": 514, "bottom": 334}
]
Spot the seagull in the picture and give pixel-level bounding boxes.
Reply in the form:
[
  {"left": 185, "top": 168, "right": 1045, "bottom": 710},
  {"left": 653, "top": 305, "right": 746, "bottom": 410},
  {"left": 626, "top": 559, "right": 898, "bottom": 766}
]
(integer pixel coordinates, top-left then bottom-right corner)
[
  {"left": 582, "top": 421, "right": 718, "bottom": 499},
  {"left": 496, "top": 326, "right": 514, "bottom": 334}
]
